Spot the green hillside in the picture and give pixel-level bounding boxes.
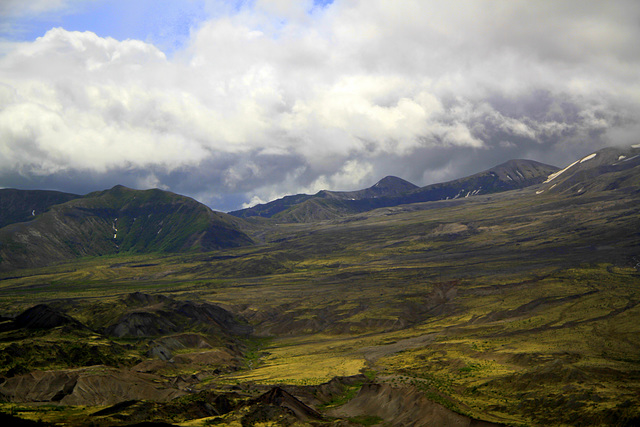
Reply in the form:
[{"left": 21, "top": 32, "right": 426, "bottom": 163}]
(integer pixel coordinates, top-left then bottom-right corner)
[{"left": 0, "top": 185, "right": 252, "bottom": 270}]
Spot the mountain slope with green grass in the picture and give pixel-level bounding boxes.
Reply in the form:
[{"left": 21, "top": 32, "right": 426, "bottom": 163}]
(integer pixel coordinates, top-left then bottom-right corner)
[
  {"left": 0, "top": 185, "right": 252, "bottom": 271},
  {"left": 0, "top": 189, "right": 81, "bottom": 229}
]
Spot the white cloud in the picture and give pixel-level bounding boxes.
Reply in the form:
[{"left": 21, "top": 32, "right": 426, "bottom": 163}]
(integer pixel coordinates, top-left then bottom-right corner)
[
  {"left": 254, "top": 0, "right": 314, "bottom": 22},
  {"left": 242, "top": 194, "right": 267, "bottom": 209},
  {"left": 0, "top": 1, "right": 639, "bottom": 210}
]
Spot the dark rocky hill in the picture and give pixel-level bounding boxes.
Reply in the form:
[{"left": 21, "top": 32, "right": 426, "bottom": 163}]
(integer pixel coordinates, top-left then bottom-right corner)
[
  {"left": 396, "top": 158, "right": 558, "bottom": 204},
  {"left": 230, "top": 176, "right": 418, "bottom": 219},
  {"left": 103, "top": 292, "right": 252, "bottom": 339},
  {"left": 318, "top": 175, "right": 419, "bottom": 200},
  {"left": 0, "top": 185, "right": 252, "bottom": 270},
  {"left": 249, "top": 159, "right": 559, "bottom": 223},
  {"left": 14, "top": 304, "right": 85, "bottom": 331},
  {"left": 231, "top": 193, "right": 315, "bottom": 219}
]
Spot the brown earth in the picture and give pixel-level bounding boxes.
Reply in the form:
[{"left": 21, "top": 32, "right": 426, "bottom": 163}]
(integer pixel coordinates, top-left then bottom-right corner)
[
  {"left": 172, "top": 348, "right": 237, "bottom": 365},
  {"left": 328, "top": 383, "right": 505, "bottom": 427},
  {"left": 0, "top": 366, "right": 185, "bottom": 406}
]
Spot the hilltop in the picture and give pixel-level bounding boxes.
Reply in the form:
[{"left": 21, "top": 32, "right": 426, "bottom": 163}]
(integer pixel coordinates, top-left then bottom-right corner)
[{"left": 0, "top": 185, "right": 252, "bottom": 270}]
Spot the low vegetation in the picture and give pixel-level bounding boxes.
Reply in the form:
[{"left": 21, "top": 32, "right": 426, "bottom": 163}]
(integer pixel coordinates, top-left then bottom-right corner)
[{"left": 0, "top": 147, "right": 639, "bottom": 425}]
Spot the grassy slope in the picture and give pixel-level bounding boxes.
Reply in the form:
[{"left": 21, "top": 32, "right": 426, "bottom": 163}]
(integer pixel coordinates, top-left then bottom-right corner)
[
  {"left": 0, "top": 186, "right": 252, "bottom": 270},
  {"left": 0, "top": 189, "right": 81, "bottom": 229},
  {"left": 0, "top": 186, "right": 639, "bottom": 426}
]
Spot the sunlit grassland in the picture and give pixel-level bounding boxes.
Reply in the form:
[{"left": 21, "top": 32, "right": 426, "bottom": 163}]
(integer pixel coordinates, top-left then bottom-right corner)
[
  {"left": 1, "top": 404, "right": 98, "bottom": 426},
  {"left": 220, "top": 334, "right": 368, "bottom": 385}
]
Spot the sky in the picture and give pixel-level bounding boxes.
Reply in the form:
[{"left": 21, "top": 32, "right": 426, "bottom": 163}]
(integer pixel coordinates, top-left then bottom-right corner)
[{"left": 0, "top": 0, "right": 639, "bottom": 212}]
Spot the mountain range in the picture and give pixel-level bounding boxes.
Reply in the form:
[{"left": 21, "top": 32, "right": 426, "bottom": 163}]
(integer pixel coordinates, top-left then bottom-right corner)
[
  {"left": 230, "top": 159, "right": 559, "bottom": 222},
  {"left": 0, "top": 145, "right": 638, "bottom": 272}
]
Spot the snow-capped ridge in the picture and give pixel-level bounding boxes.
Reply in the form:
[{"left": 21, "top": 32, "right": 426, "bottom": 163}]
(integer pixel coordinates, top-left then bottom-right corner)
[
  {"left": 544, "top": 159, "right": 580, "bottom": 183},
  {"left": 544, "top": 152, "right": 596, "bottom": 184},
  {"left": 539, "top": 145, "right": 640, "bottom": 197},
  {"left": 580, "top": 153, "right": 597, "bottom": 163}
]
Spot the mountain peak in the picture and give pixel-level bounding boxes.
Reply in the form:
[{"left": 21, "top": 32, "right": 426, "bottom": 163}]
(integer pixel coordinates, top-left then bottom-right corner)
[
  {"left": 109, "top": 184, "right": 131, "bottom": 191},
  {"left": 373, "top": 176, "right": 419, "bottom": 191},
  {"left": 317, "top": 175, "right": 418, "bottom": 202},
  {"left": 485, "top": 159, "right": 559, "bottom": 183}
]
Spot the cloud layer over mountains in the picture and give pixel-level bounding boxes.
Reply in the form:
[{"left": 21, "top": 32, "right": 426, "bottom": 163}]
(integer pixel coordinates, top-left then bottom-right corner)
[{"left": 1, "top": 0, "right": 639, "bottom": 211}]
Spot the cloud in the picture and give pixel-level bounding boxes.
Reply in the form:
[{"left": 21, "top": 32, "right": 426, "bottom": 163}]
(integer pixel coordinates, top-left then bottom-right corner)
[
  {"left": 0, "top": 1, "right": 639, "bottom": 211},
  {"left": 0, "top": 0, "right": 80, "bottom": 17}
]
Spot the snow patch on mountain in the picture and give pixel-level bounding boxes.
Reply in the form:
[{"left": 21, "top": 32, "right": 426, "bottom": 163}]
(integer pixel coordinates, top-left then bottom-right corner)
[
  {"left": 544, "top": 159, "right": 580, "bottom": 183},
  {"left": 580, "top": 153, "right": 597, "bottom": 163}
]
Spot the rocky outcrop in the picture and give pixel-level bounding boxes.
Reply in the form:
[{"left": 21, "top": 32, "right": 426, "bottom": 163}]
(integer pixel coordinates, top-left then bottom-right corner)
[
  {"left": 147, "top": 333, "right": 219, "bottom": 362},
  {"left": 124, "top": 291, "right": 171, "bottom": 307},
  {"left": 0, "top": 412, "right": 55, "bottom": 426},
  {"left": 105, "top": 311, "right": 179, "bottom": 338},
  {"left": 240, "top": 387, "right": 323, "bottom": 425},
  {"left": 0, "top": 366, "right": 185, "bottom": 406},
  {"left": 91, "top": 390, "right": 236, "bottom": 425},
  {"left": 254, "top": 387, "right": 322, "bottom": 421},
  {"left": 328, "top": 383, "right": 504, "bottom": 427},
  {"left": 104, "top": 293, "right": 252, "bottom": 338},
  {"left": 13, "top": 304, "right": 86, "bottom": 331}
]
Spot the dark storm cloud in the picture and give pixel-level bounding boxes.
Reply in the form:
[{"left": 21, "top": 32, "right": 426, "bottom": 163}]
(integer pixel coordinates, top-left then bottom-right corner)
[{"left": 0, "top": 148, "right": 309, "bottom": 211}]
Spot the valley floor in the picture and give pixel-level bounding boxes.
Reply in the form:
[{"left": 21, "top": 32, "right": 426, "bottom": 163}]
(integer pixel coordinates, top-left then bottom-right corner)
[{"left": 0, "top": 189, "right": 639, "bottom": 426}]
